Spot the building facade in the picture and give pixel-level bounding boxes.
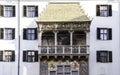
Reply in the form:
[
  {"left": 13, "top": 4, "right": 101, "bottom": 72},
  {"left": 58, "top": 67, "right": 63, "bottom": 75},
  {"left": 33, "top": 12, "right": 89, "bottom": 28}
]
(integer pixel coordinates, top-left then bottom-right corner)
[{"left": 0, "top": 0, "right": 120, "bottom": 75}]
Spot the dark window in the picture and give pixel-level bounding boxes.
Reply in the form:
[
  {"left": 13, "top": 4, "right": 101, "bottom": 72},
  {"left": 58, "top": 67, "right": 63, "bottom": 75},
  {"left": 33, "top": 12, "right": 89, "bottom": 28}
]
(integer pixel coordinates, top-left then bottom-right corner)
[
  {"left": 0, "top": 5, "right": 15, "bottom": 17},
  {"left": 0, "top": 51, "right": 3, "bottom": 61},
  {"left": 50, "top": 71, "right": 56, "bottom": 75},
  {"left": 4, "top": 50, "right": 15, "bottom": 62},
  {"left": 64, "top": 65, "right": 71, "bottom": 72},
  {"left": 96, "top": 5, "right": 112, "bottom": 17},
  {"left": 5, "top": 28, "right": 15, "bottom": 40},
  {"left": 72, "top": 71, "right": 78, "bottom": 75},
  {"left": 23, "top": 5, "right": 38, "bottom": 17},
  {"left": 0, "top": 28, "right": 4, "bottom": 39},
  {"left": 97, "top": 28, "right": 112, "bottom": 40},
  {"left": 23, "top": 28, "right": 37, "bottom": 40},
  {"left": 0, "top": 28, "right": 15, "bottom": 40},
  {"left": 23, "top": 50, "right": 38, "bottom": 62},
  {"left": 97, "top": 51, "right": 112, "bottom": 63},
  {"left": 57, "top": 66, "right": 63, "bottom": 73}
]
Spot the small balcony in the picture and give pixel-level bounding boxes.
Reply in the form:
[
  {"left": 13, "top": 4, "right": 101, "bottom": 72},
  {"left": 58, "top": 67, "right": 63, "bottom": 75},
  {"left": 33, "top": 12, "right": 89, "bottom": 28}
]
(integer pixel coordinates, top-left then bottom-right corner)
[{"left": 39, "top": 45, "right": 89, "bottom": 55}]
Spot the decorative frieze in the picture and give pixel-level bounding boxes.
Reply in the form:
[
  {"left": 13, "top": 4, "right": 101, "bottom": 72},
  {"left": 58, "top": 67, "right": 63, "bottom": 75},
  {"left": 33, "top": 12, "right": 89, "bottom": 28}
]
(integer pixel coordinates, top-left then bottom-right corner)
[{"left": 38, "top": 22, "right": 90, "bottom": 31}]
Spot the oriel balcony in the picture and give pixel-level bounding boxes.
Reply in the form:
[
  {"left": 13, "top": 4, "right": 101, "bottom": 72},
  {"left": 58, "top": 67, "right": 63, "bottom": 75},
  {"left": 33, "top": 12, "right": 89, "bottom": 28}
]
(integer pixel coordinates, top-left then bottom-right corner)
[
  {"left": 36, "top": 2, "right": 91, "bottom": 57},
  {"left": 38, "top": 30, "right": 90, "bottom": 57}
]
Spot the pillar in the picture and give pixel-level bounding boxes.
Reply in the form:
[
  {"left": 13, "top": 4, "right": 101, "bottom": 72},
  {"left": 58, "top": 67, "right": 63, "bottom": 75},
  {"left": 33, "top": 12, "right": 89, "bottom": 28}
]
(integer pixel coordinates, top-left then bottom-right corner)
[
  {"left": 53, "top": 30, "right": 58, "bottom": 53},
  {"left": 69, "top": 30, "right": 74, "bottom": 46}
]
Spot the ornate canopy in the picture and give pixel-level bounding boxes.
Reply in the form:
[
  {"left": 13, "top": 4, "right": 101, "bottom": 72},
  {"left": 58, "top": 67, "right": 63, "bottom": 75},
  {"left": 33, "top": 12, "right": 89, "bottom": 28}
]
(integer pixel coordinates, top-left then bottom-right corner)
[{"left": 36, "top": 2, "right": 91, "bottom": 31}]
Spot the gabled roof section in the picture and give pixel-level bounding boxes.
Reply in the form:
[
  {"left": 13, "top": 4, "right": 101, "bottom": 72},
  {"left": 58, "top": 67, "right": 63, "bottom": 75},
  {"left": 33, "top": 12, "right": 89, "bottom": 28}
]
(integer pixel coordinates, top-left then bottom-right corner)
[{"left": 36, "top": 2, "right": 90, "bottom": 22}]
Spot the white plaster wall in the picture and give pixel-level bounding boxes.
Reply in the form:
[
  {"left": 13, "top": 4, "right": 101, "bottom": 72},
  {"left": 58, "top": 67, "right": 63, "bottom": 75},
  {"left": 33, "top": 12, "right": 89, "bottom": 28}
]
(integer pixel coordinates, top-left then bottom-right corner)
[
  {"left": 19, "top": 2, "right": 48, "bottom": 75},
  {"left": 0, "top": 1, "right": 120, "bottom": 75},
  {"left": 83, "top": 1, "right": 120, "bottom": 75},
  {"left": 0, "top": 1, "right": 19, "bottom": 75}
]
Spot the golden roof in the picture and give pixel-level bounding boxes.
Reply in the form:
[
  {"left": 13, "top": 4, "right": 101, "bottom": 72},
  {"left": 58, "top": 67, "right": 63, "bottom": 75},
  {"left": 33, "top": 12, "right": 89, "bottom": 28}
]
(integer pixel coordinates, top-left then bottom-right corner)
[{"left": 36, "top": 2, "right": 90, "bottom": 22}]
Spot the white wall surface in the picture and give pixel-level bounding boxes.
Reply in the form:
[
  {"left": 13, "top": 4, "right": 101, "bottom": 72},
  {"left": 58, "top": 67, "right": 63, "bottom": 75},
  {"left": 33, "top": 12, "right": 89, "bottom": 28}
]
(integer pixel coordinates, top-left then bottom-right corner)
[{"left": 0, "top": 1, "right": 120, "bottom": 75}]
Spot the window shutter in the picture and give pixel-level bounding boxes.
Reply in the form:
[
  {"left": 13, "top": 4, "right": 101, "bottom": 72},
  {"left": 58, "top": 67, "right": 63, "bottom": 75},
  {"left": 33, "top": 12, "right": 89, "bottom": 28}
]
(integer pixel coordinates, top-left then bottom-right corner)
[
  {"left": 23, "top": 29, "right": 27, "bottom": 40},
  {"left": 13, "top": 6, "right": 15, "bottom": 17},
  {"left": 0, "top": 51, "right": 3, "bottom": 61},
  {"left": 23, "top": 51, "right": 27, "bottom": 62},
  {"left": 23, "top": 6, "right": 26, "bottom": 17},
  {"left": 35, "top": 28, "right": 38, "bottom": 40},
  {"left": 97, "top": 28, "right": 100, "bottom": 40},
  {"left": 11, "top": 51, "right": 15, "bottom": 61},
  {"left": 108, "top": 28, "right": 112, "bottom": 40},
  {"left": 97, "top": 51, "right": 101, "bottom": 62},
  {"left": 12, "top": 28, "right": 15, "bottom": 39},
  {"left": 109, "top": 51, "right": 112, "bottom": 62},
  {"left": 0, "top": 28, "right": 4, "bottom": 39},
  {"left": 96, "top": 5, "right": 100, "bottom": 16},
  {"left": 108, "top": 5, "right": 112, "bottom": 16},
  {"left": 35, "top": 6, "right": 38, "bottom": 17},
  {"left": 0, "top": 5, "right": 3, "bottom": 16},
  {"left": 35, "top": 51, "right": 38, "bottom": 62}
]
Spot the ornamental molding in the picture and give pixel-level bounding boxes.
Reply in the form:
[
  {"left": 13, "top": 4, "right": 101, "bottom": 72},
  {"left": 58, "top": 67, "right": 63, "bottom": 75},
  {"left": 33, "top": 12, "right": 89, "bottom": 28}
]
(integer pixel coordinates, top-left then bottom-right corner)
[{"left": 38, "top": 22, "right": 91, "bottom": 31}]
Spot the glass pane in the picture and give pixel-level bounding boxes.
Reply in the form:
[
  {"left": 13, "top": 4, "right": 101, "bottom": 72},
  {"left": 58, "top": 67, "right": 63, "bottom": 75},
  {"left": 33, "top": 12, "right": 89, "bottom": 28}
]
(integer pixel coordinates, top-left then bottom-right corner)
[
  {"left": 72, "top": 71, "right": 78, "bottom": 75},
  {"left": 57, "top": 66, "right": 63, "bottom": 72},
  {"left": 100, "top": 29, "right": 104, "bottom": 33},
  {"left": 50, "top": 71, "right": 56, "bottom": 75},
  {"left": 27, "top": 34, "right": 31, "bottom": 40},
  {"left": 5, "top": 29, "right": 13, "bottom": 40},
  {"left": 27, "top": 30, "right": 31, "bottom": 33},
  {"left": 31, "top": 34, "right": 35, "bottom": 40},
  {"left": 100, "top": 6, "right": 107, "bottom": 10},
  {"left": 27, "top": 29, "right": 35, "bottom": 40},
  {"left": 100, "top": 11, "right": 108, "bottom": 16},
  {"left": 31, "top": 52, "right": 35, "bottom": 55},
  {"left": 65, "top": 73, "right": 70, "bottom": 75},
  {"left": 27, "top": 56, "right": 34, "bottom": 62},
  {"left": 27, "top": 7, "right": 35, "bottom": 17},
  {"left": 31, "top": 30, "right": 35, "bottom": 33},
  {"left": 100, "top": 52, "right": 107, "bottom": 56},
  {"left": 64, "top": 66, "right": 71, "bottom": 72},
  {"left": 4, "top": 6, "right": 13, "bottom": 17},
  {"left": 100, "top": 34, "right": 104, "bottom": 40},
  {"left": 28, "top": 52, "right": 31, "bottom": 55},
  {"left": 104, "top": 29, "right": 108, "bottom": 33},
  {"left": 103, "top": 34, "right": 107, "bottom": 40},
  {"left": 57, "top": 73, "right": 63, "bottom": 75}
]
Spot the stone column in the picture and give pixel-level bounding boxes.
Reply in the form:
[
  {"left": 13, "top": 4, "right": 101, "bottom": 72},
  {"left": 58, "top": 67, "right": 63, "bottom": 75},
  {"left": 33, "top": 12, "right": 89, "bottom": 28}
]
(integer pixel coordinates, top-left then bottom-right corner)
[
  {"left": 69, "top": 30, "right": 74, "bottom": 46},
  {"left": 38, "top": 30, "right": 43, "bottom": 53},
  {"left": 53, "top": 30, "right": 58, "bottom": 53},
  {"left": 85, "top": 30, "right": 89, "bottom": 53},
  {"left": 39, "top": 31, "right": 43, "bottom": 46},
  {"left": 53, "top": 30, "right": 58, "bottom": 46},
  {"left": 69, "top": 30, "right": 74, "bottom": 53}
]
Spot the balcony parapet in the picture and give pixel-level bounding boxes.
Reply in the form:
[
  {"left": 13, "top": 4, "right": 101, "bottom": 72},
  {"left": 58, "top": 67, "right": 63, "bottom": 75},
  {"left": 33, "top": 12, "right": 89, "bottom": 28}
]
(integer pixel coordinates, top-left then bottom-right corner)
[{"left": 38, "top": 45, "right": 89, "bottom": 55}]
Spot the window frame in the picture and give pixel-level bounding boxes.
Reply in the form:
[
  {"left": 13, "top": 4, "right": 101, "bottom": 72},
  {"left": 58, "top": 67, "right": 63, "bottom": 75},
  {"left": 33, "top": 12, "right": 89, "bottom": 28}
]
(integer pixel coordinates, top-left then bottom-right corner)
[
  {"left": 0, "top": 28, "right": 15, "bottom": 40},
  {"left": 23, "top": 5, "right": 38, "bottom": 17},
  {"left": 4, "top": 28, "right": 15, "bottom": 40},
  {"left": 97, "top": 28, "right": 112, "bottom": 40},
  {"left": 97, "top": 50, "right": 112, "bottom": 63},
  {"left": 23, "top": 50, "right": 38, "bottom": 62},
  {"left": 96, "top": 5, "right": 112, "bottom": 17},
  {"left": 23, "top": 28, "right": 37, "bottom": 40},
  {"left": 26, "top": 50, "right": 35, "bottom": 62},
  {"left": 3, "top": 50, "right": 15, "bottom": 62},
  {"left": 50, "top": 65, "right": 78, "bottom": 75},
  {"left": 0, "top": 5, "right": 15, "bottom": 17},
  {"left": 0, "top": 51, "right": 3, "bottom": 61}
]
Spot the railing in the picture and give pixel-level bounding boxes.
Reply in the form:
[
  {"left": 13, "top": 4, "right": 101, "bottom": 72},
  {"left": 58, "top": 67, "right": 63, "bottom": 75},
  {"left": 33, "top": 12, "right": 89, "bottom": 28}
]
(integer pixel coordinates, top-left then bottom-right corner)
[{"left": 38, "top": 45, "right": 89, "bottom": 55}]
